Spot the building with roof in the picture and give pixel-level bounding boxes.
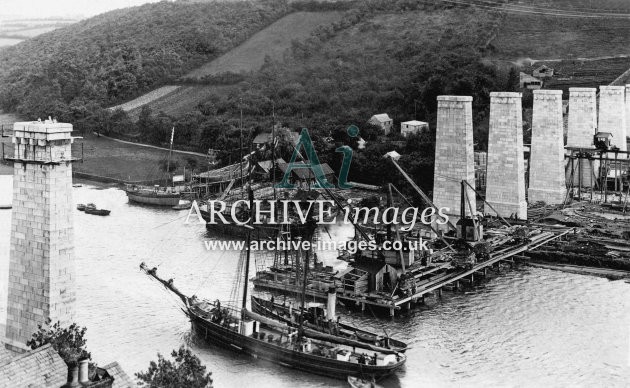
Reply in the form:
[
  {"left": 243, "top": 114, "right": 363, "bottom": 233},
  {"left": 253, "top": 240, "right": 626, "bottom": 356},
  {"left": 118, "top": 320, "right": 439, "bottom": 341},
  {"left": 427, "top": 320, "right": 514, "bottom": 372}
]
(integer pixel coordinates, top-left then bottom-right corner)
[
  {"left": 384, "top": 150, "right": 401, "bottom": 161},
  {"left": 368, "top": 114, "right": 393, "bottom": 134},
  {"left": 400, "top": 120, "right": 429, "bottom": 137},
  {"left": 252, "top": 131, "right": 299, "bottom": 150},
  {"left": 519, "top": 72, "right": 542, "bottom": 89},
  {"left": 0, "top": 344, "right": 67, "bottom": 387},
  {"left": 0, "top": 343, "right": 133, "bottom": 388},
  {"left": 276, "top": 161, "right": 335, "bottom": 188},
  {"left": 533, "top": 65, "right": 554, "bottom": 79},
  {"left": 342, "top": 260, "right": 397, "bottom": 294}
]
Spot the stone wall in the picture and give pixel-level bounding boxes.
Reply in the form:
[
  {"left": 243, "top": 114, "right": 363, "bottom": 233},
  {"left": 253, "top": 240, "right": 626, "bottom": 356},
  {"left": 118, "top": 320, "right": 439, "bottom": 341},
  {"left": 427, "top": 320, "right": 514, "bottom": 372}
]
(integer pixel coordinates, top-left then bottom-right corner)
[{"left": 485, "top": 92, "right": 527, "bottom": 219}]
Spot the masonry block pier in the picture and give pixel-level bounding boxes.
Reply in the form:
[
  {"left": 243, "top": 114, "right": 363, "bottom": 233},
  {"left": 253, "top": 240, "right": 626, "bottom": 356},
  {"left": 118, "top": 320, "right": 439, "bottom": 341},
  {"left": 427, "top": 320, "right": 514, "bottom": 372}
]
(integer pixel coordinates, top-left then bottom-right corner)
[
  {"left": 528, "top": 90, "right": 566, "bottom": 204},
  {"left": 626, "top": 84, "right": 630, "bottom": 149},
  {"left": 4, "top": 121, "right": 77, "bottom": 350},
  {"left": 432, "top": 96, "right": 475, "bottom": 222},
  {"left": 566, "top": 87, "right": 597, "bottom": 187},
  {"left": 485, "top": 92, "right": 527, "bottom": 219},
  {"left": 599, "top": 86, "right": 627, "bottom": 151}
]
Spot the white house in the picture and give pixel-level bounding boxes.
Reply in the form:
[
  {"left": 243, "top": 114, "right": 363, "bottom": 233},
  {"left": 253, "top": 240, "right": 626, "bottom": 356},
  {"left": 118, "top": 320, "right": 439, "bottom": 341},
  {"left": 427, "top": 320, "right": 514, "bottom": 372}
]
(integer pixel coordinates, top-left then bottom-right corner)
[
  {"left": 369, "top": 113, "right": 393, "bottom": 134},
  {"left": 383, "top": 150, "right": 401, "bottom": 161},
  {"left": 400, "top": 120, "right": 428, "bottom": 137}
]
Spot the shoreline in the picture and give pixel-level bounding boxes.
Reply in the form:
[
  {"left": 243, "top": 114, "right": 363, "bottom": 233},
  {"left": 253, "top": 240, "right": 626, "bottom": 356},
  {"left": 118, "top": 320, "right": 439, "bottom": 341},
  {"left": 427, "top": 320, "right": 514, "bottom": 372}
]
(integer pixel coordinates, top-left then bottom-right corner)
[{"left": 523, "top": 261, "right": 630, "bottom": 280}]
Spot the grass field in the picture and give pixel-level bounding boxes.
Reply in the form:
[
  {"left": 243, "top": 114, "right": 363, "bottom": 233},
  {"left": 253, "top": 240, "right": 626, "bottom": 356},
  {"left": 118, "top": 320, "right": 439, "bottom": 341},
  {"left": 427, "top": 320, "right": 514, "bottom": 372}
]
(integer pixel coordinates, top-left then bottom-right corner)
[
  {"left": 126, "top": 85, "right": 237, "bottom": 121},
  {"left": 0, "top": 113, "right": 209, "bottom": 181},
  {"left": 112, "top": 11, "right": 343, "bottom": 118},
  {"left": 110, "top": 85, "right": 181, "bottom": 113},
  {"left": 184, "top": 11, "right": 343, "bottom": 79},
  {"left": 492, "top": 0, "right": 630, "bottom": 60},
  {"left": 0, "top": 19, "right": 76, "bottom": 47},
  {"left": 73, "top": 133, "right": 210, "bottom": 182}
]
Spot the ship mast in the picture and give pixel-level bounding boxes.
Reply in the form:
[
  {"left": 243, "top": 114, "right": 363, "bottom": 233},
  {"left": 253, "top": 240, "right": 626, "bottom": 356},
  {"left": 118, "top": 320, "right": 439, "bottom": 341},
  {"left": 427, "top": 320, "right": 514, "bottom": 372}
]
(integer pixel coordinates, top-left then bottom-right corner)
[
  {"left": 271, "top": 101, "right": 277, "bottom": 200},
  {"left": 241, "top": 158, "right": 255, "bottom": 312},
  {"left": 239, "top": 98, "right": 244, "bottom": 199}
]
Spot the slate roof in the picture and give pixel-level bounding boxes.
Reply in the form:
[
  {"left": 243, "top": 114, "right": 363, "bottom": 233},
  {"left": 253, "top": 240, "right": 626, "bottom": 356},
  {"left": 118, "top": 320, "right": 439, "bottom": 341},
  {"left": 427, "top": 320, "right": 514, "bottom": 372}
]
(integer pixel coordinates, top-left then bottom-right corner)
[
  {"left": 401, "top": 120, "right": 428, "bottom": 126},
  {"left": 102, "top": 362, "right": 134, "bottom": 388},
  {"left": 276, "top": 161, "right": 334, "bottom": 179},
  {"left": 370, "top": 114, "right": 392, "bottom": 123},
  {"left": 0, "top": 344, "right": 67, "bottom": 388}
]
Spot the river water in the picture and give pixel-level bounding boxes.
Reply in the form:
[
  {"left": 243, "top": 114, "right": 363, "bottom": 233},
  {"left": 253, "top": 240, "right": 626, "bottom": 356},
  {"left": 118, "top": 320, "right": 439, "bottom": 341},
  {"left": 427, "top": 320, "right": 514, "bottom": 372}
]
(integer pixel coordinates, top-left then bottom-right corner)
[{"left": 0, "top": 182, "right": 629, "bottom": 387}]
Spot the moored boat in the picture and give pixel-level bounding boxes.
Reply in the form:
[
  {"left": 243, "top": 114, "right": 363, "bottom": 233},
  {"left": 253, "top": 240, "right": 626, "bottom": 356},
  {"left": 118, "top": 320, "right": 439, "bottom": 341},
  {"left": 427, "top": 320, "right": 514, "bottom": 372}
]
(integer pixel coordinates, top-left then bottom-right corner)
[
  {"left": 251, "top": 296, "right": 408, "bottom": 353},
  {"left": 85, "top": 208, "right": 111, "bottom": 216},
  {"left": 77, "top": 204, "right": 86, "bottom": 211},
  {"left": 125, "top": 185, "right": 181, "bottom": 206}
]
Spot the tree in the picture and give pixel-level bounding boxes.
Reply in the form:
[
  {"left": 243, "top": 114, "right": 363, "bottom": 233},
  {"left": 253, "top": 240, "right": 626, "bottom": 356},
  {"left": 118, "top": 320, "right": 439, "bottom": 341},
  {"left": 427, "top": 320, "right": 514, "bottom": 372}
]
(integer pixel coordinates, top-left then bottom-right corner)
[
  {"left": 136, "top": 346, "right": 213, "bottom": 388},
  {"left": 27, "top": 319, "right": 92, "bottom": 367}
]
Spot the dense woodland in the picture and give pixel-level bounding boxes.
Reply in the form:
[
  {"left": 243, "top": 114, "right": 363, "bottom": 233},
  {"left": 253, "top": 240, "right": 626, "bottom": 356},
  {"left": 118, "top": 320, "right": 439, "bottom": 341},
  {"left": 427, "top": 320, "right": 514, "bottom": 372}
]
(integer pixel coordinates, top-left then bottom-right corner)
[
  {"left": 0, "top": 0, "right": 291, "bottom": 117},
  {"left": 0, "top": 0, "right": 519, "bottom": 194}
]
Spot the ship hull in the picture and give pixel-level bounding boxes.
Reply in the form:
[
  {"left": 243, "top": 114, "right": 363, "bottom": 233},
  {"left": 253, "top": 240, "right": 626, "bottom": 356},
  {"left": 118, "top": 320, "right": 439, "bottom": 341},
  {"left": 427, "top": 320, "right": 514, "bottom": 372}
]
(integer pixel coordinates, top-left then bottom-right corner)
[
  {"left": 125, "top": 191, "right": 181, "bottom": 206},
  {"left": 188, "top": 309, "right": 404, "bottom": 379}
]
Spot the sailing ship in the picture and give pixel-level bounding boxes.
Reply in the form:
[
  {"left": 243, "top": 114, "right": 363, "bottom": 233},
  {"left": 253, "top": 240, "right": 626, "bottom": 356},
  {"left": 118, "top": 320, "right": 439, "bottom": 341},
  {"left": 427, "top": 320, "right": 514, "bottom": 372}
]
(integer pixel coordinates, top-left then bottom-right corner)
[
  {"left": 139, "top": 189, "right": 406, "bottom": 379},
  {"left": 124, "top": 127, "right": 185, "bottom": 207}
]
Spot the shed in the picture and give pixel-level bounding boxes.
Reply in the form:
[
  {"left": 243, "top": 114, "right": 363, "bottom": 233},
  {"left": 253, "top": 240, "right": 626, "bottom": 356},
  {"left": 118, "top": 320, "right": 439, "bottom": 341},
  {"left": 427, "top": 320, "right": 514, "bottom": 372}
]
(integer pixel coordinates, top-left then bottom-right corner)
[
  {"left": 368, "top": 113, "right": 393, "bottom": 135},
  {"left": 400, "top": 120, "right": 429, "bottom": 137},
  {"left": 276, "top": 161, "right": 336, "bottom": 186},
  {"left": 533, "top": 65, "right": 554, "bottom": 79},
  {"left": 351, "top": 260, "right": 398, "bottom": 293},
  {"left": 519, "top": 72, "right": 542, "bottom": 89}
]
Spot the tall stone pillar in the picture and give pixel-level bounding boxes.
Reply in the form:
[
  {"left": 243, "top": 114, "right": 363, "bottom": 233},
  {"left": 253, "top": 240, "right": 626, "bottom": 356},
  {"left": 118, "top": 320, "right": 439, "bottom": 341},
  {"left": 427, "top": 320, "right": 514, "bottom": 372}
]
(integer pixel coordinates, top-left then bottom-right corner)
[
  {"left": 567, "top": 88, "right": 597, "bottom": 148},
  {"left": 432, "top": 96, "right": 476, "bottom": 222},
  {"left": 598, "top": 85, "right": 626, "bottom": 151},
  {"left": 626, "top": 84, "right": 630, "bottom": 150},
  {"left": 5, "top": 121, "right": 76, "bottom": 350},
  {"left": 485, "top": 92, "right": 527, "bottom": 219},
  {"left": 528, "top": 90, "right": 566, "bottom": 204},
  {"left": 566, "top": 88, "right": 597, "bottom": 188}
]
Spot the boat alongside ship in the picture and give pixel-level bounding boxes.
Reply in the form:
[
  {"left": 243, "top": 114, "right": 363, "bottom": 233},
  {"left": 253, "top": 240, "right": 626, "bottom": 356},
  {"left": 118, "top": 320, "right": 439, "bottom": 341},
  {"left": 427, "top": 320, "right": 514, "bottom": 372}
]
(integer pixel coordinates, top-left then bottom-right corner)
[{"left": 250, "top": 296, "right": 408, "bottom": 353}]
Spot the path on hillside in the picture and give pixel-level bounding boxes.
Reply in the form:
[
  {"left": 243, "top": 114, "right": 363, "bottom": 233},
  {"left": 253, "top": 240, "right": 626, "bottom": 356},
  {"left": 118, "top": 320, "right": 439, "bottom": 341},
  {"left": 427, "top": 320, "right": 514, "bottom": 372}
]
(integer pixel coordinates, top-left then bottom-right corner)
[
  {"left": 109, "top": 11, "right": 342, "bottom": 118},
  {"left": 94, "top": 133, "right": 208, "bottom": 157}
]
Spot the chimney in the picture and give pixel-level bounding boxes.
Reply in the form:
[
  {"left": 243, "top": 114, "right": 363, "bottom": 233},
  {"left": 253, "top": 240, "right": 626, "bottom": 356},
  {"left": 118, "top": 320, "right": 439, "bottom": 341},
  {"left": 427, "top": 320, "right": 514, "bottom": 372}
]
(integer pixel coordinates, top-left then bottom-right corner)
[
  {"left": 62, "top": 365, "right": 80, "bottom": 388},
  {"left": 79, "top": 359, "right": 89, "bottom": 384},
  {"left": 326, "top": 287, "right": 336, "bottom": 321}
]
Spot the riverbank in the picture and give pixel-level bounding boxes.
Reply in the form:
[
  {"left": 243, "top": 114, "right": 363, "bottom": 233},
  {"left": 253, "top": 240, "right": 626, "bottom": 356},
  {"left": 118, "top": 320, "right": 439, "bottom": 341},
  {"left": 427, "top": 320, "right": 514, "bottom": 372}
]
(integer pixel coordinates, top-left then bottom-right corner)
[{"left": 523, "top": 261, "right": 630, "bottom": 280}]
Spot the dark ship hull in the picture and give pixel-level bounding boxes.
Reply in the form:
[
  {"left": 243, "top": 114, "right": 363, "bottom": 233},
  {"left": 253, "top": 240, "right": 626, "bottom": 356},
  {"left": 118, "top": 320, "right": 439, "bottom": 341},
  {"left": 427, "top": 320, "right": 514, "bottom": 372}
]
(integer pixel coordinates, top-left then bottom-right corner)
[{"left": 187, "top": 306, "right": 405, "bottom": 379}]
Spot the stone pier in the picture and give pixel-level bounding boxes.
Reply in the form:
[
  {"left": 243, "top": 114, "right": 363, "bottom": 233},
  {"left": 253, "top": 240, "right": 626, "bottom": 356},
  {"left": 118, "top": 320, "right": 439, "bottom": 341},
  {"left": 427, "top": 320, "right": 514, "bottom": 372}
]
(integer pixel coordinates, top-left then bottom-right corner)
[
  {"left": 626, "top": 84, "right": 630, "bottom": 150},
  {"left": 432, "top": 96, "right": 476, "bottom": 222},
  {"left": 485, "top": 92, "right": 527, "bottom": 219},
  {"left": 566, "top": 87, "right": 597, "bottom": 187},
  {"left": 4, "top": 121, "right": 76, "bottom": 350},
  {"left": 567, "top": 88, "right": 597, "bottom": 148},
  {"left": 598, "top": 85, "right": 626, "bottom": 151},
  {"left": 528, "top": 90, "right": 566, "bottom": 204}
]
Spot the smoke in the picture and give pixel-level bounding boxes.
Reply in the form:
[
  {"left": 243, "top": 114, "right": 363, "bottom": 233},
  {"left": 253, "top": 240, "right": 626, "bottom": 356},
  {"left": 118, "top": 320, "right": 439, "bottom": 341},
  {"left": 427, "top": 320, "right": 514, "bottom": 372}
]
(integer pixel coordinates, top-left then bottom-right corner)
[{"left": 512, "top": 57, "right": 535, "bottom": 67}]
